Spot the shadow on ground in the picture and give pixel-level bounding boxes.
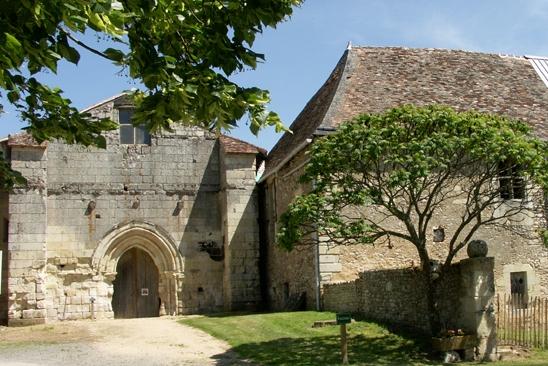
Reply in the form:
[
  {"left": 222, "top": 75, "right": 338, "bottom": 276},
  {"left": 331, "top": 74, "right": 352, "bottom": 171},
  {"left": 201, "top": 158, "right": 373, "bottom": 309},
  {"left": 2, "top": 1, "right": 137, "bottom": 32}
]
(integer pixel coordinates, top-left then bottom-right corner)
[{"left": 211, "top": 333, "right": 435, "bottom": 366}]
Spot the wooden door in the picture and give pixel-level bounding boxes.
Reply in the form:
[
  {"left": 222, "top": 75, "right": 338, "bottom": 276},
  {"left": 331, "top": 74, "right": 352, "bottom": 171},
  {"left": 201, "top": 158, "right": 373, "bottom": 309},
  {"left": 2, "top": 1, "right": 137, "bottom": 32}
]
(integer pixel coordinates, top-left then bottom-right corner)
[{"left": 112, "top": 247, "right": 160, "bottom": 318}]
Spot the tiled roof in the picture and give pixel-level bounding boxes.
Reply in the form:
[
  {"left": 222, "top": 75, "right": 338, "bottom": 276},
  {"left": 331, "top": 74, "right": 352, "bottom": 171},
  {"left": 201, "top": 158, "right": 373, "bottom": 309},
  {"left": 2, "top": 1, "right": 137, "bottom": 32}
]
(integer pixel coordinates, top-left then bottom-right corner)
[
  {"left": 265, "top": 47, "right": 548, "bottom": 178},
  {"left": 219, "top": 135, "right": 267, "bottom": 156},
  {"left": 7, "top": 132, "right": 47, "bottom": 148}
]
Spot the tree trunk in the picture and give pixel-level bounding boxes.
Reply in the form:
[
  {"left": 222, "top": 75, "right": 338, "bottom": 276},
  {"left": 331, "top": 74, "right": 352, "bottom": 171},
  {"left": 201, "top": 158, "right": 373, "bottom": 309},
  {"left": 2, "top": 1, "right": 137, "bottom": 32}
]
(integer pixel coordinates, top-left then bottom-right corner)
[
  {"left": 419, "top": 248, "right": 442, "bottom": 336},
  {"left": 424, "top": 271, "right": 441, "bottom": 336}
]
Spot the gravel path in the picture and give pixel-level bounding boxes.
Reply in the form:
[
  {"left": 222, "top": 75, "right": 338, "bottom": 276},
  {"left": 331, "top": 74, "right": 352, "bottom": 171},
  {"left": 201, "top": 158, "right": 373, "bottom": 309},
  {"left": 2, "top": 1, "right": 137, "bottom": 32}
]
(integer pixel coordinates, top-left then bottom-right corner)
[{"left": 0, "top": 317, "right": 247, "bottom": 366}]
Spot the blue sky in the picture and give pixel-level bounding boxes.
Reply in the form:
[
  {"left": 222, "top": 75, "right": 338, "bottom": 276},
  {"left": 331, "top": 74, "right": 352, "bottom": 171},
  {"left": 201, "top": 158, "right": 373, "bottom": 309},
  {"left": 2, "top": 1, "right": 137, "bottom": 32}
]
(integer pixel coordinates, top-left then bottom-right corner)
[{"left": 2, "top": 0, "right": 547, "bottom": 151}]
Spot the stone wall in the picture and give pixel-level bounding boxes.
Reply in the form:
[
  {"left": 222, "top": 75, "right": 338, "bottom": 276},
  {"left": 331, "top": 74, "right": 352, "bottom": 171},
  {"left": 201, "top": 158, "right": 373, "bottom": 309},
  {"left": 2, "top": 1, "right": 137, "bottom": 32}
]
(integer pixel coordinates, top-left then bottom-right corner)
[
  {"left": 266, "top": 142, "right": 548, "bottom": 311},
  {"left": 322, "top": 280, "right": 361, "bottom": 313},
  {"left": 41, "top": 122, "right": 224, "bottom": 321},
  {"left": 0, "top": 192, "right": 9, "bottom": 325},
  {"left": 220, "top": 152, "right": 261, "bottom": 310},
  {"left": 333, "top": 186, "right": 548, "bottom": 298},
  {"left": 264, "top": 147, "right": 352, "bottom": 311},
  {"left": 7, "top": 145, "right": 48, "bottom": 325},
  {"left": 263, "top": 150, "right": 318, "bottom": 310},
  {"left": 324, "top": 269, "right": 429, "bottom": 332},
  {"left": 323, "top": 259, "right": 475, "bottom": 333},
  {"left": 4, "top": 96, "right": 262, "bottom": 324}
]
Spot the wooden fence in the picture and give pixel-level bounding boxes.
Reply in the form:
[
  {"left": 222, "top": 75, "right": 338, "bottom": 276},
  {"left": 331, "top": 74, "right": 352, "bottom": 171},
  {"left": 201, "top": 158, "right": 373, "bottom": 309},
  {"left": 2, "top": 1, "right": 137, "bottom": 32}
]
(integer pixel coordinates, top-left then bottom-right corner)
[{"left": 496, "top": 294, "right": 548, "bottom": 348}]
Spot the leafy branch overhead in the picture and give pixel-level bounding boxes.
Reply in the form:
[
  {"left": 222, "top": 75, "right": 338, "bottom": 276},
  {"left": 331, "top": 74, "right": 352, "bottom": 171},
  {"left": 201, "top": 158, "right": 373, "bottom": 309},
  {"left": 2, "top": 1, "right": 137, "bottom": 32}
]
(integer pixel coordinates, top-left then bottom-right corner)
[
  {"left": 1, "top": 0, "right": 301, "bottom": 149},
  {"left": 278, "top": 105, "right": 548, "bottom": 267}
]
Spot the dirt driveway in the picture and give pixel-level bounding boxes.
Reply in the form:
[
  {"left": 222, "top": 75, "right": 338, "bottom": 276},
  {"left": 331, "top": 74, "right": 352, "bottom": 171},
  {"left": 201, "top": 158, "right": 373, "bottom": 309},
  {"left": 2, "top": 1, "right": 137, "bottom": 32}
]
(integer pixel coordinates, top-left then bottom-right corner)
[{"left": 0, "top": 317, "right": 246, "bottom": 366}]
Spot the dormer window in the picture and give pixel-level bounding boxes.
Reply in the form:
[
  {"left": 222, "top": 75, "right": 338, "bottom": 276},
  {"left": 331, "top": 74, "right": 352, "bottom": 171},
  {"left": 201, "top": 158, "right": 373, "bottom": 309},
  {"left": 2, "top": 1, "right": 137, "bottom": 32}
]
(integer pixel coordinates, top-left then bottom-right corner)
[
  {"left": 119, "top": 109, "right": 151, "bottom": 145},
  {"left": 499, "top": 160, "right": 525, "bottom": 200}
]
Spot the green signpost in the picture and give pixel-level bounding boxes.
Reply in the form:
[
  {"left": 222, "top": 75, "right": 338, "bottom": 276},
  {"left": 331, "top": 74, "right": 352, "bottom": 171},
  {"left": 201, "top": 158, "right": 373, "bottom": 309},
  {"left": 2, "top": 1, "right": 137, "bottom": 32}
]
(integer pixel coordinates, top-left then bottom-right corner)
[
  {"left": 336, "top": 313, "right": 351, "bottom": 364},
  {"left": 336, "top": 313, "right": 352, "bottom": 325}
]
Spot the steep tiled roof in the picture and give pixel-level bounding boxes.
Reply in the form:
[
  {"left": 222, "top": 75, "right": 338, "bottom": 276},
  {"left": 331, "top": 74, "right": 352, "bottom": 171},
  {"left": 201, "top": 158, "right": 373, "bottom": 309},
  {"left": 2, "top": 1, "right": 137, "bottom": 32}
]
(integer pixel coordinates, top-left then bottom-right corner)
[
  {"left": 266, "top": 51, "right": 349, "bottom": 177},
  {"left": 265, "top": 47, "right": 548, "bottom": 178},
  {"left": 7, "top": 132, "right": 47, "bottom": 148},
  {"left": 219, "top": 135, "right": 267, "bottom": 156}
]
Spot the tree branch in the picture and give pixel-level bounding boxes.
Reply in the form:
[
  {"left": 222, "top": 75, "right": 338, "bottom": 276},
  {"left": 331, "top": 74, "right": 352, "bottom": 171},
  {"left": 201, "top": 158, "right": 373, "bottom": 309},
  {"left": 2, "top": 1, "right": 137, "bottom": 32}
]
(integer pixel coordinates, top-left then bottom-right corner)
[{"left": 64, "top": 32, "right": 111, "bottom": 61}]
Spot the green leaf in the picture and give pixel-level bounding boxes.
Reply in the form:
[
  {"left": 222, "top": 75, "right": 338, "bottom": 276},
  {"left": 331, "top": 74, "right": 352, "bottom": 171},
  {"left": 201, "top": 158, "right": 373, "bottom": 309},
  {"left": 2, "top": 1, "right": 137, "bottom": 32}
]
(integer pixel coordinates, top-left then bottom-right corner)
[
  {"left": 4, "top": 32, "right": 22, "bottom": 50},
  {"left": 104, "top": 48, "right": 125, "bottom": 62},
  {"left": 7, "top": 90, "right": 19, "bottom": 103},
  {"left": 59, "top": 44, "right": 81, "bottom": 64}
]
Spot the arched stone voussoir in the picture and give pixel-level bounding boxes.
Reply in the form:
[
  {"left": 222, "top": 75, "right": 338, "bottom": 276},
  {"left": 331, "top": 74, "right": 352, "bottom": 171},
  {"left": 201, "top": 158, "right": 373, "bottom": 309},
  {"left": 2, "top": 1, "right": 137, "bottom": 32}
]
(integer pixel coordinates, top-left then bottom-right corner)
[{"left": 92, "top": 220, "right": 183, "bottom": 275}]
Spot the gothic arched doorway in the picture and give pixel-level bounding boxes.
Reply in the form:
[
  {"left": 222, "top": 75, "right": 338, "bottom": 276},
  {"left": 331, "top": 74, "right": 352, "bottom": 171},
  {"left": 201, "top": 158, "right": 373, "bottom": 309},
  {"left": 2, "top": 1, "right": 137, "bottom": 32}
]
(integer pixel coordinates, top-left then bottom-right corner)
[
  {"left": 93, "top": 221, "right": 184, "bottom": 318},
  {"left": 112, "top": 247, "right": 160, "bottom": 318}
]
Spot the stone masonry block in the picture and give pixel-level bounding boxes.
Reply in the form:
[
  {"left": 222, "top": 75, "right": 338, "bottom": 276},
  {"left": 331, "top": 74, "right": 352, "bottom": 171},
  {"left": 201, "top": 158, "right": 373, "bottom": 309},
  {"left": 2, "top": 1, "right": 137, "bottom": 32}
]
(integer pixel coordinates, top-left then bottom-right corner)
[
  {"left": 320, "top": 263, "right": 342, "bottom": 273},
  {"left": 319, "top": 255, "right": 340, "bottom": 264}
]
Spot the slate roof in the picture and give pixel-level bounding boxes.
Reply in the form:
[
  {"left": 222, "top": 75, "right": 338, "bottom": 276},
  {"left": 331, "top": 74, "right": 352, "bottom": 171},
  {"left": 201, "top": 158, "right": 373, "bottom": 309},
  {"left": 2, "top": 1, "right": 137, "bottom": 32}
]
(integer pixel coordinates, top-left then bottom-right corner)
[{"left": 265, "top": 47, "right": 548, "bottom": 179}]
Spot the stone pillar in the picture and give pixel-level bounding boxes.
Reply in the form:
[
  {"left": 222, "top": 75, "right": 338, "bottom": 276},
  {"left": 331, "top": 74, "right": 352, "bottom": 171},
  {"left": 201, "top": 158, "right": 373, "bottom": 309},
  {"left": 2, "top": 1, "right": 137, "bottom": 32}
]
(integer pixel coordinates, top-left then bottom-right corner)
[
  {"left": 459, "top": 257, "right": 497, "bottom": 361},
  {"left": 220, "top": 152, "right": 260, "bottom": 311},
  {"left": 7, "top": 144, "right": 48, "bottom": 325}
]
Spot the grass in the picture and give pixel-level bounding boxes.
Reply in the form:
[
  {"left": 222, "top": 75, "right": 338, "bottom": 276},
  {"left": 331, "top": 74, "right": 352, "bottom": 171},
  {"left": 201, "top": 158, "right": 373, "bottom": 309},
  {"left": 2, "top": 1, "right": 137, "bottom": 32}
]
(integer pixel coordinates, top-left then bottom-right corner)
[
  {"left": 179, "top": 311, "right": 548, "bottom": 366},
  {"left": 180, "top": 311, "right": 430, "bottom": 365},
  {"left": 509, "top": 350, "right": 548, "bottom": 366}
]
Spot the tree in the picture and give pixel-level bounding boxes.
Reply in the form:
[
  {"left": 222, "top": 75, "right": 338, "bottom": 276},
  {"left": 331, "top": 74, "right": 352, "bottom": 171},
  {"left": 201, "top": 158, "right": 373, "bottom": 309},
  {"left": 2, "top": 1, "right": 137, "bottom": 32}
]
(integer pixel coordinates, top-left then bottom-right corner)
[
  {"left": 0, "top": 0, "right": 300, "bottom": 152},
  {"left": 277, "top": 105, "right": 548, "bottom": 334}
]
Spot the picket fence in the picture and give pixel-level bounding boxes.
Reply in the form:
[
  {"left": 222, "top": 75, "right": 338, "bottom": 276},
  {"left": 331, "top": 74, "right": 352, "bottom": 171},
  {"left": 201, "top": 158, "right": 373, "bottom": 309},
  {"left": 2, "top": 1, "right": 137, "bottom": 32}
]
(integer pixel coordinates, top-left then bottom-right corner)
[{"left": 496, "top": 293, "right": 548, "bottom": 348}]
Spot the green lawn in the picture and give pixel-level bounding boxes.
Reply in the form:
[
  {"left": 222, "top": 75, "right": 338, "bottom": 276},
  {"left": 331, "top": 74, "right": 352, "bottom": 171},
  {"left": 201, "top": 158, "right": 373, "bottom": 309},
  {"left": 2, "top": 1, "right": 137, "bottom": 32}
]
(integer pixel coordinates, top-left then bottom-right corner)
[{"left": 179, "top": 311, "right": 548, "bottom": 366}]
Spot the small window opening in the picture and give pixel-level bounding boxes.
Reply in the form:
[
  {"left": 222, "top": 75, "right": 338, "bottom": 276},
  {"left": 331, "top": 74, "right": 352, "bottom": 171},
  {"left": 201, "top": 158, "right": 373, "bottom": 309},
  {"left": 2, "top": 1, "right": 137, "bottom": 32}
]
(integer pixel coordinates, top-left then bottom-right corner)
[
  {"left": 119, "top": 109, "right": 150, "bottom": 145},
  {"left": 510, "top": 271, "right": 528, "bottom": 308},
  {"left": 499, "top": 161, "right": 525, "bottom": 200},
  {"left": 433, "top": 227, "right": 445, "bottom": 242}
]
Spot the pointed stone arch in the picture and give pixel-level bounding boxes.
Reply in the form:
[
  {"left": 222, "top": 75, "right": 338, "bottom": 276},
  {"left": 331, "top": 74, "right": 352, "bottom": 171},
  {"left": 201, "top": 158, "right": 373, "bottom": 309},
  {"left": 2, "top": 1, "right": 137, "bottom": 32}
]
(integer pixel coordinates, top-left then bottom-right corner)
[{"left": 92, "top": 220, "right": 184, "bottom": 316}]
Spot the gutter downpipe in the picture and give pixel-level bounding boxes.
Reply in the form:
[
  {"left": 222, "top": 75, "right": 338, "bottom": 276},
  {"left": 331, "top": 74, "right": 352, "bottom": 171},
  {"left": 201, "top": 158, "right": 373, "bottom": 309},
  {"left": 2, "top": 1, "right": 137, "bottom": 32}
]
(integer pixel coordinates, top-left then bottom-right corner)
[
  {"left": 257, "top": 138, "right": 313, "bottom": 184},
  {"left": 312, "top": 178, "right": 322, "bottom": 311}
]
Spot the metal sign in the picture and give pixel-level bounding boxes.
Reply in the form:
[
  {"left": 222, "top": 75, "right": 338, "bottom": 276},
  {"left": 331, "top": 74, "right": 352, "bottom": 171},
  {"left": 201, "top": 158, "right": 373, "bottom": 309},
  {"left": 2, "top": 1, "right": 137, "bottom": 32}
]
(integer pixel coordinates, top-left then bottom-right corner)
[
  {"left": 141, "top": 288, "right": 149, "bottom": 296},
  {"left": 336, "top": 313, "right": 352, "bottom": 325}
]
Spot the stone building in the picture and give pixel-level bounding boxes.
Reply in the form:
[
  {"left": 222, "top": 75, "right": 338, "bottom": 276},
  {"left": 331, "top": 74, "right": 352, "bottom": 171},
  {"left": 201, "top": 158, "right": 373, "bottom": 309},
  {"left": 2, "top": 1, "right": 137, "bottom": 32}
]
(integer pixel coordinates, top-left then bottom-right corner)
[
  {"left": 0, "top": 94, "right": 264, "bottom": 325},
  {"left": 260, "top": 46, "right": 548, "bottom": 317},
  {"left": 1, "top": 47, "right": 547, "bottom": 329}
]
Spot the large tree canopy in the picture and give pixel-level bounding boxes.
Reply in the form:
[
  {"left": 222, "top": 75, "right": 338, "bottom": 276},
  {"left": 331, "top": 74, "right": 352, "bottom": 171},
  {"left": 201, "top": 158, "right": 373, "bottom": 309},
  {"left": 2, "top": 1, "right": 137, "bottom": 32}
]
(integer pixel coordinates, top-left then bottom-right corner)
[
  {"left": 1, "top": 0, "right": 301, "bottom": 149},
  {"left": 277, "top": 105, "right": 548, "bottom": 332}
]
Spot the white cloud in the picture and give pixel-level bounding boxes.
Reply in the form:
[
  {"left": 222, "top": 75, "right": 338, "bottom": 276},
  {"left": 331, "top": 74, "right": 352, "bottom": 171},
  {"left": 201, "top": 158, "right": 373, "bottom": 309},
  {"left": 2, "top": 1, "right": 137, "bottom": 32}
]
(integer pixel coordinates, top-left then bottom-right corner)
[{"left": 403, "top": 16, "right": 479, "bottom": 51}]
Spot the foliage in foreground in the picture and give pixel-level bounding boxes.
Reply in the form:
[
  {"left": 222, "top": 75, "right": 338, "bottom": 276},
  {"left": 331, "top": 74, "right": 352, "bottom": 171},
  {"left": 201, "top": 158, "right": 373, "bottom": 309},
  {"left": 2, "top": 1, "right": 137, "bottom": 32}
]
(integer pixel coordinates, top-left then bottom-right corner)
[{"left": 1, "top": 0, "right": 302, "bottom": 187}]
